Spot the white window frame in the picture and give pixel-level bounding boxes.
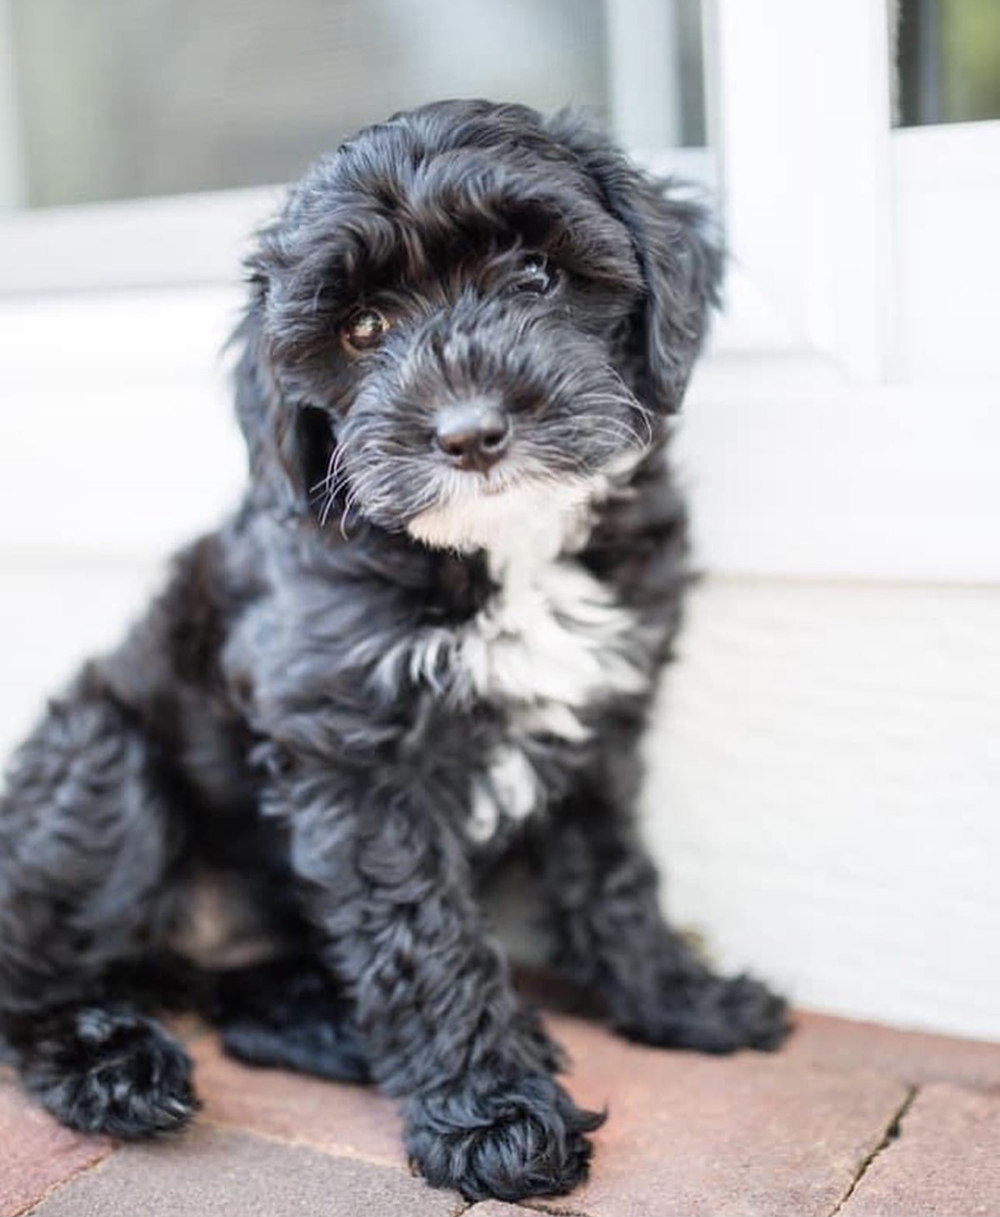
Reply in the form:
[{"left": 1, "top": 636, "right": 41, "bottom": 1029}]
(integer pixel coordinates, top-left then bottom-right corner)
[
  {"left": 696, "top": 0, "right": 999, "bottom": 585},
  {"left": 0, "top": 0, "right": 997, "bottom": 581},
  {"left": 0, "top": 0, "right": 888, "bottom": 360}
]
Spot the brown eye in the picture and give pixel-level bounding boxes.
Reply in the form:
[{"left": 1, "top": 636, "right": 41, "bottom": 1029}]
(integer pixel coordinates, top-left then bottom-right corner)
[
  {"left": 514, "top": 253, "right": 558, "bottom": 295},
  {"left": 342, "top": 307, "right": 390, "bottom": 353}
]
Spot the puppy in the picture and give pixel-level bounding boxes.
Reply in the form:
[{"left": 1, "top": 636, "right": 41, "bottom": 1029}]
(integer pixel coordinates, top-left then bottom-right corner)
[{"left": 0, "top": 100, "right": 787, "bottom": 1202}]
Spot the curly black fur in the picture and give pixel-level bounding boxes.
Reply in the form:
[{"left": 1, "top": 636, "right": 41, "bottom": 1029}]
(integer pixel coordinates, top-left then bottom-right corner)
[{"left": 0, "top": 100, "right": 788, "bottom": 1201}]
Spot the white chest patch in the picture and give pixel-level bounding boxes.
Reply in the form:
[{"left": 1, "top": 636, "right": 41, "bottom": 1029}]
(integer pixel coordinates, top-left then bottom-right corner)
[
  {"left": 459, "top": 482, "right": 647, "bottom": 841},
  {"left": 462, "top": 551, "right": 647, "bottom": 744},
  {"left": 406, "top": 462, "right": 650, "bottom": 841},
  {"left": 462, "top": 554, "right": 647, "bottom": 843}
]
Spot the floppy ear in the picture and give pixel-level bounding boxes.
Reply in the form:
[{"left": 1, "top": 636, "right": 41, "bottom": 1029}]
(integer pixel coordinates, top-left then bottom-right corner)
[
  {"left": 230, "top": 296, "right": 326, "bottom": 521},
  {"left": 548, "top": 115, "right": 723, "bottom": 412}
]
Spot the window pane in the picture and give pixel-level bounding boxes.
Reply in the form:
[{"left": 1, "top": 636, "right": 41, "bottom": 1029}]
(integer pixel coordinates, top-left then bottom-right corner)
[
  {"left": 3, "top": 0, "right": 706, "bottom": 210},
  {"left": 893, "top": 0, "right": 1000, "bottom": 126}
]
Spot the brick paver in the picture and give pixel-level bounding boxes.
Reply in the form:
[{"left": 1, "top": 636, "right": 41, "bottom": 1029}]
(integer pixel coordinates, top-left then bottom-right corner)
[
  {"left": 189, "top": 1035, "right": 404, "bottom": 1166},
  {"left": 26, "top": 1125, "right": 459, "bottom": 1217},
  {"left": 3, "top": 1009, "right": 998, "bottom": 1217},
  {"left": 839, "top": 1083, "right": 1000, "bottom": 1217},
  {"left": 0, "top": 1072, "right": 113, "bottom": 1217},
  {"left": 546, "top": 1012, "right": 911, "bottom": 1217},
  {"left": 786, "top": 1011, "right": 1000, "bottom": 1093}
]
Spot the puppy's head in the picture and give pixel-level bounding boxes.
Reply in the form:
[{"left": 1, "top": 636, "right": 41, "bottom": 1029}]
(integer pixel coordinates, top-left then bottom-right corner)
[{"left": 235, "top": 100, "right": 721, "bottom": 550}]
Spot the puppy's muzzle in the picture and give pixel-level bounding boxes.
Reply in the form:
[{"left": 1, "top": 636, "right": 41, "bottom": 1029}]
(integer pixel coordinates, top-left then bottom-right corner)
[{"left": 434, "top": 399, "right": 511, "bottom": 473}]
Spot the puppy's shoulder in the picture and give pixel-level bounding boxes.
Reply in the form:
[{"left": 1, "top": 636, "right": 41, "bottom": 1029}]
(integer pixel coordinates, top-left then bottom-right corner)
[{"left": 582, "top": 447, "right": 690, "bottom": 608}]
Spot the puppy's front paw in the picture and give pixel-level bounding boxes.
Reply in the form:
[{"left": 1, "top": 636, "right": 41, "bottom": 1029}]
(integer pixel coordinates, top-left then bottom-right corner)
[
  {"left": 618, "top": 973, "right": 791, "bottom": 1054},
  {"left": 404, "top": 1073, "right": 603, "bottom": 1202},
  {"left": 21, "top": 1006, "right": 198, "bottom": 1138}
]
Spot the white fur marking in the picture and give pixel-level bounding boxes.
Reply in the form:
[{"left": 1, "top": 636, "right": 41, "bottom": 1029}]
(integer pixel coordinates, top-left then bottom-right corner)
[
  {"left": 373, "top": 626, "right": 466, "bottom": 700},
  {"left": 407, "top": 476, "right": 597, "bottom": 557},
  {"left": 407, "top": 454, "right": 650, "bottom": 839},
  {"left": 468, "top": 744, "right": 542, "bottom": 842},
  {"left": 463, "top": 557, "right": 647, "bottom": 744}
]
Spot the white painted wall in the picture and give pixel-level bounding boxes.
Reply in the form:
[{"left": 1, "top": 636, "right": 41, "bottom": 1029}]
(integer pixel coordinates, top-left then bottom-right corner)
[
  {"left": 643, "top": 577, "right": 1000, "bottom": 1041},
  {"left": 0, "top": 555, "right": 162, "bottom": 752},
  {"left": 0, "top": 288, "right": 997, "bottom": 1042}
]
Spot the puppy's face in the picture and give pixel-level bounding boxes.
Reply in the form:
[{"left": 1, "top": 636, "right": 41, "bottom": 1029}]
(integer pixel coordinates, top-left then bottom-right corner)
[{"left": 237, "top": 101, "right": 721, "bottom": 549}]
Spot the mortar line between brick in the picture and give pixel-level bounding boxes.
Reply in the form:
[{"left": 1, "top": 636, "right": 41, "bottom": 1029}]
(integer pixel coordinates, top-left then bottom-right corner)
[
  {"left": 18, "top": 1142, "right": 117, "bottom": 1216},
  {"left": 520, "top": 1201, "right": 594, "bottom": 1217},
  {"left": 827, "top": 1083, "right": 918, "bottom": 1217},
  {"left": 197, "top": 1113, "right": 402, "bottom": 1170},
  {"left": 192, "top": 1117, "right": 506, "bottom": 1214}
]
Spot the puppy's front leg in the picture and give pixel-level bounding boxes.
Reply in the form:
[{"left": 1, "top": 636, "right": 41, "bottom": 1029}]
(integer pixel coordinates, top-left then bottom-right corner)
[{"left": 275, "top": 764, "right": 601, "bottom": 1202}]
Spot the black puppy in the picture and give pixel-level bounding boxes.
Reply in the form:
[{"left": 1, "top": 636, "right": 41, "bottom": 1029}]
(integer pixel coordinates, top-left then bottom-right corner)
[{"left": 0, "top": 100, "right": 787, "bottom": 1202}]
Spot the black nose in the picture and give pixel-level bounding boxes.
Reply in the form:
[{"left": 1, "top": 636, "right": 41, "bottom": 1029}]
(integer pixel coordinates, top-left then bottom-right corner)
[{"left": 434, "top": 400, "right": 511, "bottom": 471}]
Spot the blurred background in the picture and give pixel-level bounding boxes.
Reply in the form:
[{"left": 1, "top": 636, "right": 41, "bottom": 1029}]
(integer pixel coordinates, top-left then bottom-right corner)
[{"left": 0, "top": 1, "right": 997, "bottom": 1039}]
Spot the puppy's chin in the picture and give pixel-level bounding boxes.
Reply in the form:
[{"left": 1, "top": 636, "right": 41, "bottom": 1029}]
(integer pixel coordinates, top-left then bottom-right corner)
[{"left": 406, "top": 477, "right": 599, "bottom": 563}]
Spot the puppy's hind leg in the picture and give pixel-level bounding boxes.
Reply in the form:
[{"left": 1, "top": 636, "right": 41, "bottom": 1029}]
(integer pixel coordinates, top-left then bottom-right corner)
[
  {"left": 539, "top": 780, "right": 791, "bottom": 1054},
  {"left": 0, "top": 670, "right": 197, "bottom": 1137},
  {"left": 211, "top": 954, "right": 370, "bottom": 1083}
]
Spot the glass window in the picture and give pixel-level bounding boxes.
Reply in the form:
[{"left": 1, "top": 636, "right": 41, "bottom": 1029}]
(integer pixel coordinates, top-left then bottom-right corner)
[
  {"left": 893, "top": 0, "right": 1000, "bottom": 126},
  {"left": 2, "top": 0, "right": 706, "bottom": 211}
]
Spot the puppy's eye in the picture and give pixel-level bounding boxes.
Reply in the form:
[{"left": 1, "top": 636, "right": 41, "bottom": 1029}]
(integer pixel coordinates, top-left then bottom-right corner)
[
  {"left": 341, "top": 307, "right": 390, "bottom": 353},
  {"left": 513, "top": 253, "right": 558, "bottom": 296}
]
